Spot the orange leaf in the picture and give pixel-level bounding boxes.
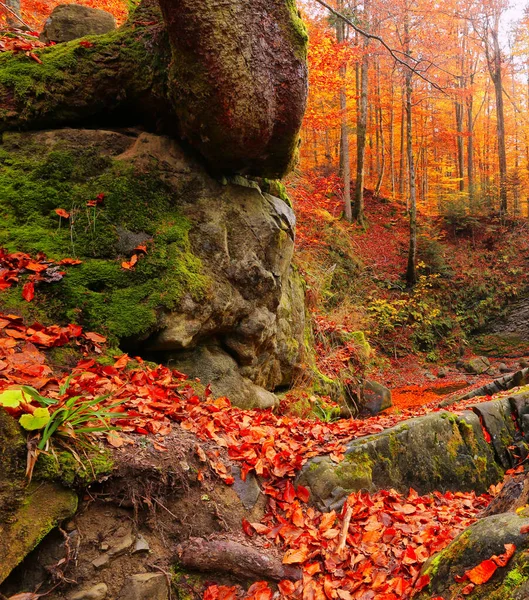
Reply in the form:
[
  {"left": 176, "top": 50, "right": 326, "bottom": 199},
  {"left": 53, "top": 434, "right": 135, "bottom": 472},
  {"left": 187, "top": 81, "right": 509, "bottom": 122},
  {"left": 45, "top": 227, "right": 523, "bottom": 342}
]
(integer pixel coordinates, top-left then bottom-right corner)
[
  {"left": 465, "top": 559, "right": 497, "bottom": 585},
  {"left": 491, "top": 543, "right": 516, "bottom": 567},
  {"left": 22, "top": 282, "right": 34, "bottom": 302},
  {"left": 282, "top": 547, "right": 309, "bottom": 564},
  {"left": 85, "top": 331, "right": 107, "bottom": 344},
  {"left": 278, "top": 580, "right": 296, "bottom": 596}
]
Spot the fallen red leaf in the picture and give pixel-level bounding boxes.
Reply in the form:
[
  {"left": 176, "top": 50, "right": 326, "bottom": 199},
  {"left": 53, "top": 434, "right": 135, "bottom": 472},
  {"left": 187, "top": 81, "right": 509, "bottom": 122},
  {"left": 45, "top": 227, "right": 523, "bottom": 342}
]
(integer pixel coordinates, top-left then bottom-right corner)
[
  {"left": 465, "top": 559, "right": 497, "bottom": 585},
  {"left": 22, "top": 282, "right": 34, "bottom": 302}
]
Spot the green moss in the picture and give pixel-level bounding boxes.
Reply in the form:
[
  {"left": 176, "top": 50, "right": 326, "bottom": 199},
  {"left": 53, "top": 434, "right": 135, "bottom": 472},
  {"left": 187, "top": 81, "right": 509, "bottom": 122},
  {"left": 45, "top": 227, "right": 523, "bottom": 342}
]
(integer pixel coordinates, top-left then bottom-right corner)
[
  {"left": 0, "top": 139, "right": 209, "bottom": 345},
  {"left": 0, "top": 409, "right": 26, "bottom": 523},
  {"left": 0, "top": 482, "right": 78, "bottom": 583},
  {"left": 334, "top": 451, "right": 373, "bottom": 490},
  {"left": 0, "top": 19, "right": 164, "bottom": 128},
  {"left": 171, "top": 564, "right": 208, "bottom": 600},
  {"left": 35, "top": 448, "right": 113, "bottom": 488}
]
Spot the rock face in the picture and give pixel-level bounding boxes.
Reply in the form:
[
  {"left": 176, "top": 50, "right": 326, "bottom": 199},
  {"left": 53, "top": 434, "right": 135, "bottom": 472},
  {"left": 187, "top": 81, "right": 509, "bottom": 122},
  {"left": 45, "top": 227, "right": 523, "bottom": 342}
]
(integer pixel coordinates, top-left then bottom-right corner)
[
  {"left": 0, "top": 482, "right": 78, "bottom": 584},
  {"left": 416, "top": 513, "right": 529, "bottom": 599},
  {"left": 40, "top": 4, "right": 116, "bottom": 43},
  {"left": 0, "top": 129, "right": 305, "bottom": 408},
  {"left": 297, "top": 393, "right": 529, "bottom": 511},
  {"left": 159, "top": 0, "right": 308, "bottom": 177}
]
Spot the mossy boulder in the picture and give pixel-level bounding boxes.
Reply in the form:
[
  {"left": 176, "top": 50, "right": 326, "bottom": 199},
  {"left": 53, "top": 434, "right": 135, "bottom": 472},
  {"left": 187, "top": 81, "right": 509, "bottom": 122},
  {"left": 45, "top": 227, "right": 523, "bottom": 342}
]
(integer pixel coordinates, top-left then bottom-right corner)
[
  {"left": 158, "top": 0, "right": 308, "bottom": 177},
  {"left": 297, "top": 410, "right": 504, "bottom": 511},
  {"left": 416, "top": 513, "right": 529, "bottom": 599},
  {"left": 0, "top": 408, "right": 26, "bottom": 523},
  {"left": 40, "top": 4, "right": 116, "bottom": 43},
  {"left": 0, "top": 0, "right": 308, "bottom": 178},
  {"left": 0, "top": 128, "right": 306, "bottom": 407},
  {"left": 0, "top": 482, "right": 78, "bottom": 584}
]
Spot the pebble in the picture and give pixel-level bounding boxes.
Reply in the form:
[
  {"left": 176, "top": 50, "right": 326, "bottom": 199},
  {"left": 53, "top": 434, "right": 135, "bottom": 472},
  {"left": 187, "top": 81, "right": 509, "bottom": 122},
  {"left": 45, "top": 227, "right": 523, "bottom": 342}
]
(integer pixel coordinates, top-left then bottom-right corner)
[{"left": 68, "top": 582, "right": 108, "bottom": 600}]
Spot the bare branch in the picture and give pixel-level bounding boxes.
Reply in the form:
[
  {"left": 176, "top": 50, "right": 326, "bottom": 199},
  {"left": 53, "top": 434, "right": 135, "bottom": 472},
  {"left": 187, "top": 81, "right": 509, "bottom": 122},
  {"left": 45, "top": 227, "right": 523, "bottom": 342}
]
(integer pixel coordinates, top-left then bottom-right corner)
[
  {"left": 312, "top": 0, "right": 449, "bottom": 94},
  {"left": 0, "top": 1, "right": 31, "bottom": 29}
]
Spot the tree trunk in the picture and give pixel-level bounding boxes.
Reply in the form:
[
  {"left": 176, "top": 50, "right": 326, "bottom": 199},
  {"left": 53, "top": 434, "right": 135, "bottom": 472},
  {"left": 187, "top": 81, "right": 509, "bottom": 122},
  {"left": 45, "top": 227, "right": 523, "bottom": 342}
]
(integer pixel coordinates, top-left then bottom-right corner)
[
  {"left": 337, "top": 0, "right": 352, "bottom": 221},
  {"left": 353, "top": 29, "right": 369, "bottom": 224},
  {"left": 404, "top": 14, "right": 417, "bottom": 288}
]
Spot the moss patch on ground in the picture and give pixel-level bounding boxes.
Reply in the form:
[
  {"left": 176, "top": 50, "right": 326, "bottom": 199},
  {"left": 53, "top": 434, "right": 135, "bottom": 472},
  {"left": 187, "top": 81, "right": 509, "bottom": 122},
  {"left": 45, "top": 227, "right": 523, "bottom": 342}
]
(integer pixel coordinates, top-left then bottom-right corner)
[
  {"left": 0, "top": 133, "right": 209, "bottom": 345},
  {"left": 34, "top": 447, "right": 114, "bottom": 488}
]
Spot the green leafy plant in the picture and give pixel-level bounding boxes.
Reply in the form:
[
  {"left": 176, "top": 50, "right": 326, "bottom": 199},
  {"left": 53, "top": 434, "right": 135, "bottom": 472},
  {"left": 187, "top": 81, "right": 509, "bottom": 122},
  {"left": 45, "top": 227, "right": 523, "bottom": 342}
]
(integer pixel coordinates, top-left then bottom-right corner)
[{"left": 0, "top": 382, "right": 126, "bottom": 479}]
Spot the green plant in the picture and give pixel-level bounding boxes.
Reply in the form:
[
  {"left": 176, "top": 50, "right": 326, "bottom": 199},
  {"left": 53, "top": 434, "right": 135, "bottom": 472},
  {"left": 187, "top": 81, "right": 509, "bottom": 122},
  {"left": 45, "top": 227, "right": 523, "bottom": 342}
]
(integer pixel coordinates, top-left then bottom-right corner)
[
  {"left": 312, "top": 397, "right": 341, "bottom": 423},
  {"left": 0, "top": 382, "right": 126, "bottom": 479}
]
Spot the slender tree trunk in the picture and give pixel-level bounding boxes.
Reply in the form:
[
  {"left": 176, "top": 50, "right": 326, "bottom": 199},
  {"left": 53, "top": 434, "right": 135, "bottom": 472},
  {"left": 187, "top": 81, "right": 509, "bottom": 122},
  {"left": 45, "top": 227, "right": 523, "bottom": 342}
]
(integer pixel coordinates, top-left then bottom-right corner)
[
  {"left": 467, "top": 78, "right": 475, "bottom": 211},
  {"left": 485, "top": 21, "right": 507, "bottom": 216},
  {"left": 404, "top": 14, "right": 417, "bottom": 288},
  {"left": 455, "top": 84, "right": 465, "bottom": 193},
  {"left": 399, "top": 87, "right": 406, "bottom": 201},
  {"left": 374, "top": 59, "right": 385, "bottom": 197},
  {"left": 337, "top": 0, "right": 352, "bottom": 221},
  {"left": 353, "top": 32, "right": 369, "bottom": 224},
  {"left": 389, "top": 79, "right": 396, "bottom": 199}
]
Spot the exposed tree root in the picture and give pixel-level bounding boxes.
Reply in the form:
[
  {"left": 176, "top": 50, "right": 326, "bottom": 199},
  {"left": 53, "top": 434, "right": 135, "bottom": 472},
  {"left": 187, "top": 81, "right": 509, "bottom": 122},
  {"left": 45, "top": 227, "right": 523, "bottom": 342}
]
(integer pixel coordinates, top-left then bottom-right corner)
[{"left": 176, "top": 537, "right": 302, "bottom": 582}]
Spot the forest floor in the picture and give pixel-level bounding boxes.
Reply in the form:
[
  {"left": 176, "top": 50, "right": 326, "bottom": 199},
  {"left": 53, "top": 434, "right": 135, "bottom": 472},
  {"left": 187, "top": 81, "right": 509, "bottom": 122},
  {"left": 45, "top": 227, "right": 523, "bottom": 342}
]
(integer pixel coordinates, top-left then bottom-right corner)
[
  {"left": 1, "top": 113, "right": 528, "bottom": 596},
  {"left": 288, "top": 170, "right": 529, "bottom": 414}
]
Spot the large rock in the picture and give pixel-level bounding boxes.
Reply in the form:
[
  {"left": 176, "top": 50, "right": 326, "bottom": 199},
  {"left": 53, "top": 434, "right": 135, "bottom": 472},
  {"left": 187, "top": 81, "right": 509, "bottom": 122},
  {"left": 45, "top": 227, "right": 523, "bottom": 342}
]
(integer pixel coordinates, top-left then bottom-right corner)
[
  {"left": 0, "top": 482, "right": 78, "bottom": 584},
  {"left": 297, "top": 410, "right": 504, "bottom": 511},
  {"left": 40, "top": 4, "right": 116, "bottom": 43},
  {"left": 416, "top": 513, "right": 529, "bottom": 599},
  {"left": 0, "top": 129, "right": 306, "bottom": 408},
  {"left": 159, "top": 0, "right": 308, "bottom": 177}
]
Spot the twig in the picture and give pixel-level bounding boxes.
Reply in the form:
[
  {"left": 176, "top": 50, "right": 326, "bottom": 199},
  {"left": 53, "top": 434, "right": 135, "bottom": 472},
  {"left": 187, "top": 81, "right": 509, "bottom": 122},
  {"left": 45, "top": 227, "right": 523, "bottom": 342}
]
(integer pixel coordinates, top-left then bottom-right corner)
[
  {"left": 148, "top": 564, "right": 173, "bottom": 600},
  {"left": 337, "top": 502, "right": 354, "bottom": 555},
  {"left": 146, "top": 496, "right": 181, "bottom": 521},
  {"left": 0, "top": 0, "right": 31, "bottom": 29}
]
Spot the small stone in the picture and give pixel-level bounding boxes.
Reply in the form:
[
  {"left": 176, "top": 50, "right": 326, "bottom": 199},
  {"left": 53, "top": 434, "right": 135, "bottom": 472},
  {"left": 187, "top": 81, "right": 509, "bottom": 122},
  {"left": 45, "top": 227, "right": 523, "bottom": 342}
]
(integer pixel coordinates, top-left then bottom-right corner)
[
  {"left": 132, "top": 534, "right": 150, "bottom": 554},
  {"left": 68, "top": 583, "right": 108, "bottom": 600},
  {"left": 520, "top": 359, "right": 529, "bottom": 369},
  {"left": 437, "top": 367, "right": 448, "bottom": 378},
  {"left": 462, "top": 356, "right": 491, "bottom": 375},
  {"left": 117, "top": 573, "right": 168, "bottom": 600},
  {"left": 232, "top": 466, "right": 262, "bottom": 510},
  {"left": 100, "top": 542, "right": 110, "bottom": 551},
  {"left": 91, "top": 554, "right": 110, "bottom": 569},
  {"left": 498, "top": 363, "right": 510, "bottom": 373},
  {"left": 64, "top": 520, "right": 77, "bottom": 532},
  {"left": 108, "top": 528, "right": 134, "bottom": 557},
  {"left": 40, "top": 4, "right": 116, "bottom": 43}
]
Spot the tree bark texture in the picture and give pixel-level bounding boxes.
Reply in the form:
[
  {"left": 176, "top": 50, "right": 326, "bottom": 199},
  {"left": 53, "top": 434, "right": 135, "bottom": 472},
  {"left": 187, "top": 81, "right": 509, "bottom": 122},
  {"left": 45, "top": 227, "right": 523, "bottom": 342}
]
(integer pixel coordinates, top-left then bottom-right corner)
[{"left": 176, "top": 538, "right": 302, "bottom": 582}]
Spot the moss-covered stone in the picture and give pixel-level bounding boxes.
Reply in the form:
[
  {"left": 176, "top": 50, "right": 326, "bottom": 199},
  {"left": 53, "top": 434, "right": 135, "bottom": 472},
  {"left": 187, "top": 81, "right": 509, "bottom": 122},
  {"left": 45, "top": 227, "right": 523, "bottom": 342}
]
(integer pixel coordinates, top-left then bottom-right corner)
[
  {"left": 0, "top": 482, "right": 78, "bottom": 584},
  {"left": 34, "top": 448, "right": 114, "bottom": 488},
  {"left": 0, "top": 130, "right": 208, "bottom": 346},
  {"left": 416, "top": 515, "right": 529, "bottom": 599},
  {"left": 0, "top": 408, "right": 26, "bottom": 523}
]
